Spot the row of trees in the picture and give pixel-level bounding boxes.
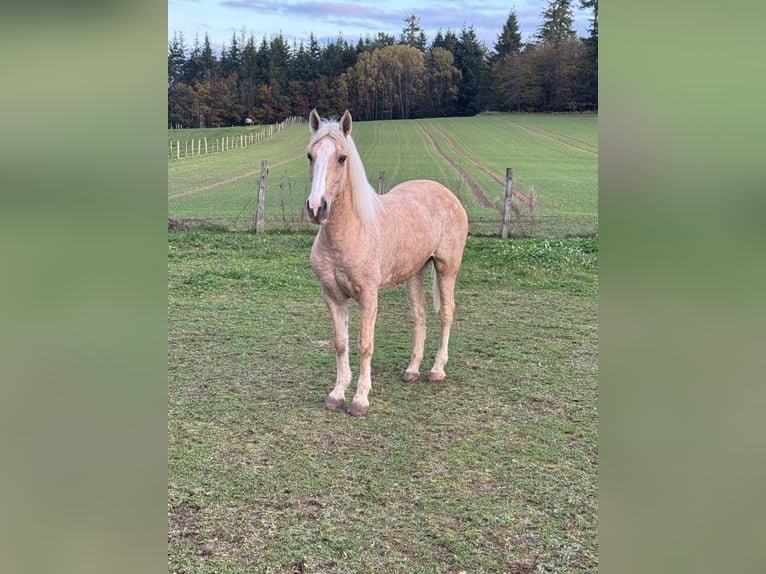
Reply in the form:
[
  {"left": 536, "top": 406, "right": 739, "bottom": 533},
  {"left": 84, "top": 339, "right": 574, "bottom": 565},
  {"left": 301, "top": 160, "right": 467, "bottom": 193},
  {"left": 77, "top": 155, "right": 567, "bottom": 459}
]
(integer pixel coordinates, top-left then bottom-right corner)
[{"left": 168, "top": 0, "right": 597, "bottom": 128}]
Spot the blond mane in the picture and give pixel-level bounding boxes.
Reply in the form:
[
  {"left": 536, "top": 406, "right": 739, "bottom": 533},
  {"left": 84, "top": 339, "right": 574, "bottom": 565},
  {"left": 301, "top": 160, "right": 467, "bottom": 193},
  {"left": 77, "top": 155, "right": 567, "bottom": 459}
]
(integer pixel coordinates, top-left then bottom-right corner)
[{"left": 308, "top": 120, "right": 381, "bottom": 231}]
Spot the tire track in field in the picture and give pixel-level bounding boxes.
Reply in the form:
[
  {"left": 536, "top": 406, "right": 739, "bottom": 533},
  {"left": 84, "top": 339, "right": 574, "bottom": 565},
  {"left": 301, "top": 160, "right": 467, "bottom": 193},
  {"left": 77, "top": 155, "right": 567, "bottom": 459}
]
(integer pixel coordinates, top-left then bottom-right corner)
[
  {"left": 168, "top": 155, "right": 305, "bottom": 200},
  {"left": 506, "top": 118, "right": 598, "bottom": 156},
  {"left": 421, "top": 121, "right": 540, "bottom": 209},
  {"left": 416, "top": 121, "right": 494, "bottom": 209}
]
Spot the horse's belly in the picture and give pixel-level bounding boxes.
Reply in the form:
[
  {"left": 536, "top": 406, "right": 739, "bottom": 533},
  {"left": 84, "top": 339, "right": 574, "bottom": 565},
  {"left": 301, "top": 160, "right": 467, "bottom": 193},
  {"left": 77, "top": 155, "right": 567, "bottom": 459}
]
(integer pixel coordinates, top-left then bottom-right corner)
[{"left": 379, "top": 254, "right": 432, "bottom": 289}]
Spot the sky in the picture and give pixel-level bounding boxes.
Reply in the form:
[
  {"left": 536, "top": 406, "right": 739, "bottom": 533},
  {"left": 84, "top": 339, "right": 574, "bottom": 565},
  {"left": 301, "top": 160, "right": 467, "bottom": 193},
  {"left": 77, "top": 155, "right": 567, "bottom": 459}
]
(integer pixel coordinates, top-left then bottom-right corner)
[{"left": 168, "top": 0, "right": 593, "bottom": 54}]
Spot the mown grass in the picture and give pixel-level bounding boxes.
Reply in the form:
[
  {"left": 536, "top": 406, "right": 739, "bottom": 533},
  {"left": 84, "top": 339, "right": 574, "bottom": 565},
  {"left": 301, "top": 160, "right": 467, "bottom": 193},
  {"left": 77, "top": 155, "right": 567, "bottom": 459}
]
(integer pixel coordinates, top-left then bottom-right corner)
[
  {"left": 167, "top": 114, "right": 597, "bottom": 227},
  {"left": 168, "top": 230, "right": 597, "bottom": 573},
  {"left": 422, "top": 116, "right": 598, "bottom": 217}
]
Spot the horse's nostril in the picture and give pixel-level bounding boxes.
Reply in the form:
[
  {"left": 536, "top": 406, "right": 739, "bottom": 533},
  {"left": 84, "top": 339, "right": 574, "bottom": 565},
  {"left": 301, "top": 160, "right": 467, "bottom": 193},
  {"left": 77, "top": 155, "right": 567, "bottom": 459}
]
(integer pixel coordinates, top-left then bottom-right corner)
[{"left": 307, "top": 197, "right": 329, "bottom": 223}]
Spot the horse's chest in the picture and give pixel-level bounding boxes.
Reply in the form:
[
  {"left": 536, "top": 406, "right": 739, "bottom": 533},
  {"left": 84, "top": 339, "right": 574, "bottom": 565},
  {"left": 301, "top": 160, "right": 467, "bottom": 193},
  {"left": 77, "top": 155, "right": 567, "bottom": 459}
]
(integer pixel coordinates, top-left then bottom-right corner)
[
  {"left": 332, "top": 267, "right": 360, "bottom": 297},
  {"left": 311, "top": 250, "right": 365, "bottom": 298}
]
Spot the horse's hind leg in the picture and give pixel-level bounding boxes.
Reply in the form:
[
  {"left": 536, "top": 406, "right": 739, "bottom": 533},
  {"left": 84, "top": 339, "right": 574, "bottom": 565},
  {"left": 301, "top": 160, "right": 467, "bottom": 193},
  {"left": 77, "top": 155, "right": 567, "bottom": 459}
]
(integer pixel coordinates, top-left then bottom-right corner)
[
  {"left": 429, "top": 266, "right": 458, "bottom": 382},
  {"left": 323, "top": 293, "right": 352, "bottom": 410},
  {"left": 403, "top": 267, "right": 427, "bottom": 382}
]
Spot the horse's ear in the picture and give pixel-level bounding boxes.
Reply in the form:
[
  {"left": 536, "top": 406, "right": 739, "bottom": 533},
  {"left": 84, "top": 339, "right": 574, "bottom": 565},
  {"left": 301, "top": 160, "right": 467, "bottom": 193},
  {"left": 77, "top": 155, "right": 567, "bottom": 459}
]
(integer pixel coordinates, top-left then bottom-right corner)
[
  {"left": 309, "top": 109, "right": 321, "bottom": 134},
  {"left": 340, "top": 110, "right": 352, "bottom": 136}
]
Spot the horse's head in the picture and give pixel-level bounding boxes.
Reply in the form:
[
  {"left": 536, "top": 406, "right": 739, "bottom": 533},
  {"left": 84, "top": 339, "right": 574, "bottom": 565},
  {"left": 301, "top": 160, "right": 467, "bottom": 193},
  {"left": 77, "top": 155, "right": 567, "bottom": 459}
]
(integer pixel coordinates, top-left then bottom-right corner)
[{"left": 306, "top": 109, "right": 353, "bottom": 225}]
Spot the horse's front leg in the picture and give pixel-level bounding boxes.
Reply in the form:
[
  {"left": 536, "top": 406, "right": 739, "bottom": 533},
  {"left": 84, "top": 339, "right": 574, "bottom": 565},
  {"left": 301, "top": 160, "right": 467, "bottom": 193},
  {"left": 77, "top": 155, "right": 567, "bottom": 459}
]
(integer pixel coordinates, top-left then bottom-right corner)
[
  {"left": 323, "top": 293, "right": 351, "bottom": 410},
  {"left": 348, "top": 290, "right": 378, "bottom": 416}
]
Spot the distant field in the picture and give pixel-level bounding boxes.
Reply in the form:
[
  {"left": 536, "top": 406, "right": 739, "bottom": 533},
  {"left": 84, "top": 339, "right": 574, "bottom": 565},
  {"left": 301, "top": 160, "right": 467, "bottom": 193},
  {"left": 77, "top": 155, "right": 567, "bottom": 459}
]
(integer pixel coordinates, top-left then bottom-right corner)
[{"left": 168, "top": 114, "right": 597, "bottom": 233}]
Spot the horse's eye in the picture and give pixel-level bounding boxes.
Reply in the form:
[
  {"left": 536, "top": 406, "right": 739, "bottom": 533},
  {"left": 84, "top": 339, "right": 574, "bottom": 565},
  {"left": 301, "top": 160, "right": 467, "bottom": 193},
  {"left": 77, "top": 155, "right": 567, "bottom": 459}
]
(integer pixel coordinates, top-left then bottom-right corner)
[
  {"left": 307, "top": 153, "right": 312, "bottom": 162},
  {"left": 338, "top": 155, "right": 347, "bottom": 165}
]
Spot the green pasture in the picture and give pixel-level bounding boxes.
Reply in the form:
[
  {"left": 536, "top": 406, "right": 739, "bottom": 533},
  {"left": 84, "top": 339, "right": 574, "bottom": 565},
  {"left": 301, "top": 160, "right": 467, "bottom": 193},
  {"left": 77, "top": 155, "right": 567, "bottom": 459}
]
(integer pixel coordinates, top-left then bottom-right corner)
[
  {"left": 168, "top": 114, "right": 597, "bottom": 230},
  {"left": 168, "top": 230, "right": 598, "bottom": 573}
]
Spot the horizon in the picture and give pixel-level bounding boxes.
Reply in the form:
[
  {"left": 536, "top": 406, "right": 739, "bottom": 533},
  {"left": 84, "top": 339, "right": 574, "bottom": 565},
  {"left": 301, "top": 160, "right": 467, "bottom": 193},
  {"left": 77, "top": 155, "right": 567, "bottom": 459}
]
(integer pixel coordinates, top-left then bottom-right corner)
[{"left": 168, "top": 0, "right": 594, "bottom": 54}]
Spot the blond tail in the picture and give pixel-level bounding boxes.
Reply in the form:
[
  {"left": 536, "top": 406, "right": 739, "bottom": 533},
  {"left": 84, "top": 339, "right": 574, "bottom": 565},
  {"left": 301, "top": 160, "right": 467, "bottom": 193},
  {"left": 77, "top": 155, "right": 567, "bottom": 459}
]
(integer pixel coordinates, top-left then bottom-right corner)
[{"left": 432, "top": 262, "right": 441, "bottom": 315}]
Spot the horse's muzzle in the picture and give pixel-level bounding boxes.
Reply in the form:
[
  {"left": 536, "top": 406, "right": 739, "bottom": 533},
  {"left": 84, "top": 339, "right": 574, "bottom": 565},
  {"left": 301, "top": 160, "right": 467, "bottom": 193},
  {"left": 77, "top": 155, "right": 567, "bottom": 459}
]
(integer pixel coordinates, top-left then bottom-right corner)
[{"left": 307, "top": 197, "right": 329, "bottom": 224}]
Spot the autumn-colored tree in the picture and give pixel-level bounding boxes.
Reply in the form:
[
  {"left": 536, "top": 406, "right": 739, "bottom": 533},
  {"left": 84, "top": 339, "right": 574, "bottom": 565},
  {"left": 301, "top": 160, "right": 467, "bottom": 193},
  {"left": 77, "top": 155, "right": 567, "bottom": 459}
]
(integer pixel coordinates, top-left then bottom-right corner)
[
  {"left": 168, "top": 82, "right": 195, "bottom": 127},
  {"left": 253, "top": 84, "right": 275, "bottom": 124},
  {"left": 423, "top": 47, "right": 461, "bottom": 117},
  {"left": 168, "top": 13, "right": 598, "bottom": 123},
  {"left": 210, "top": 73, "right": 244, "bottom": 126}
]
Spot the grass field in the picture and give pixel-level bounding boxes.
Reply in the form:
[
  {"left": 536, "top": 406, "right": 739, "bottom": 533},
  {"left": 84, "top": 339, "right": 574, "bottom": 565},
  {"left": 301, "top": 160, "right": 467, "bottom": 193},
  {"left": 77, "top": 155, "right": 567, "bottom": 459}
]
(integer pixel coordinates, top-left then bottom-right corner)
[
  {"left": 168, "top": 114, "right": 597, "bottom": 233},
  {"left": 168, "top": 230, "right": 598, "bottom": 573}
]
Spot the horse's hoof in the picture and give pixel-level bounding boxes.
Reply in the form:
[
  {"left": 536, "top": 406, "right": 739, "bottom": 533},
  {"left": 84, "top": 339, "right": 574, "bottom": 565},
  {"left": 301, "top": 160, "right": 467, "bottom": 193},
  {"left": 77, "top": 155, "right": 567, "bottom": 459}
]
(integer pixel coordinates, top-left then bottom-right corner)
[
  {"left": 428, "top": 371, "right": 446, "bottom": 382},
  {"left": 325, "top": 396, "right": 344, "bottom": 410},
  {"left": 402, "top": 370, "right": 420, "bottom": 382},
  {"left": 347, "top": 401, "right": 369, "bottom": 417}
]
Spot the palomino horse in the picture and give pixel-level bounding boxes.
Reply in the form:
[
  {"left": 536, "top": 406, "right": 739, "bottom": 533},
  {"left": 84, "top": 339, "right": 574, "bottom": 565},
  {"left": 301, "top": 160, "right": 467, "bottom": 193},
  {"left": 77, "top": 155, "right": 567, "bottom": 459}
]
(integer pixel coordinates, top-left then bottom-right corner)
[{"left": 306, "top": 109, "right": 468, "bottom": 416}]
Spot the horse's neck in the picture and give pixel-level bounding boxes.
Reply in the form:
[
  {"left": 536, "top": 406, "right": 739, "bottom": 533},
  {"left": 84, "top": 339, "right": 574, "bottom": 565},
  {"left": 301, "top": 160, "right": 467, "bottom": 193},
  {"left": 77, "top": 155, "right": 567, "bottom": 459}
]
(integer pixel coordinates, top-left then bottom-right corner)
[{"left": 322, "top": 183, "right": 376, "bottom": 248}]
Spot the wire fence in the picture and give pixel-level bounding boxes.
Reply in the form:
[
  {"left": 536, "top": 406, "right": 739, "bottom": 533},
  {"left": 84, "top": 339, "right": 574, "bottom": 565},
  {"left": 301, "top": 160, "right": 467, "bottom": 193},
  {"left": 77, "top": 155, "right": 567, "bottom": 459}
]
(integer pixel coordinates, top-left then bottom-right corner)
[
  {"left": 167, "top": 117, "right": 305, "bottom": 160},
  {"left": 168, "top": 212, "right": 597, "bottom": 238},
  {"left": 168, "top": 160, "right": 597, "bottom": 238}
]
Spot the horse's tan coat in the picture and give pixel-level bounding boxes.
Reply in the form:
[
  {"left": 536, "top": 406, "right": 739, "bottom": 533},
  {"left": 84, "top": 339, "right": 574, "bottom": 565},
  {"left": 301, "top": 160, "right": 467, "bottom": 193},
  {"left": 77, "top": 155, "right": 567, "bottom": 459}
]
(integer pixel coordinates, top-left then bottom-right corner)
[{"left": 306, "top": 109, "right": 468, "bottom": 416}]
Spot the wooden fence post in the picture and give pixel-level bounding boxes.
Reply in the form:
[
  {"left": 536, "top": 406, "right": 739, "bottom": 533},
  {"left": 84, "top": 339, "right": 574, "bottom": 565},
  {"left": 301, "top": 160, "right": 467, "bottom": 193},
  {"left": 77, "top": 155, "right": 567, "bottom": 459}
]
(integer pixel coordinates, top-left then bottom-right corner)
[
  {"left": 378, "top": 171, "right": 386, "bottom": 194},
  {"left": 500, "top": 167, "right": 513, "bottom": 239},
  {"left": 256, "top": 160, "right": 268, "bottom": 234}
]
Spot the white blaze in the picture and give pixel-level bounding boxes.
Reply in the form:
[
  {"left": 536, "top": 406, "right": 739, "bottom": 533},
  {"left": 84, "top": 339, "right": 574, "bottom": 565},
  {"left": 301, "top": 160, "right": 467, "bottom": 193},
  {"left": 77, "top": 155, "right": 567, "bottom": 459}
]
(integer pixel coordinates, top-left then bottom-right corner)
[{"left": 308, "top": 139, "right": 335, "bottom": 217}]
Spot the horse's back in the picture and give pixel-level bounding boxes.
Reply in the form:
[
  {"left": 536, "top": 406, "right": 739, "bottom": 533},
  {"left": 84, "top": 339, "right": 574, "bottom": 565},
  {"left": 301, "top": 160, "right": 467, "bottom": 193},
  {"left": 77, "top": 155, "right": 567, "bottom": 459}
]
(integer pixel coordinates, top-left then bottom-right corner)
[
  {"left": 378, "top": 179, "right": 467, "bottom": 284},
  {"left": 384, "top": 179, "right": 467, "bottom": 231}
]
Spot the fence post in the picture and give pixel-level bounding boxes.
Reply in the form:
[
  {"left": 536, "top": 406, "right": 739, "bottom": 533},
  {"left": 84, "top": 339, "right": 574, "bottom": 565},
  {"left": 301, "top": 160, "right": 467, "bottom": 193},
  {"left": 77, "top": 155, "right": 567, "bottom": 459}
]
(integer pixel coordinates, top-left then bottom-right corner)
[
  {"left": 500, "top": 167, "right": 513, "bottom": 239},
  {"left": 378, "top": 171, "right": 386, "bottom": 194},
  {"left": 256, "top": 160, "right": 268, "bottom": 234}
]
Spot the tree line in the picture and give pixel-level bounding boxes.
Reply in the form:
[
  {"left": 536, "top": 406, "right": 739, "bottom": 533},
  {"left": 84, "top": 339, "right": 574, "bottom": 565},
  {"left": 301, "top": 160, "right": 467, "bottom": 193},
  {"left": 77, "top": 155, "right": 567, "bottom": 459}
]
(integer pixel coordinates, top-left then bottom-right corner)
[{"left": 168, "top": 0, "right": 597, "bottom": 128}]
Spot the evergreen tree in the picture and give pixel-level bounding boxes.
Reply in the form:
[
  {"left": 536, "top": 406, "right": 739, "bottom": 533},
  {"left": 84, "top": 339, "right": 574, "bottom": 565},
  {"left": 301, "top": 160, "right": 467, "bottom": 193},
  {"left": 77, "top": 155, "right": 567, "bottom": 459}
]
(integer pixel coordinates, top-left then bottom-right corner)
[
  {"left": 220, "top": 32, "right": 242, "bottom": 76},
  {"left": 400, "top": 14, "right": 427, "bottom": 51},
  {"left": 269, "top": 34, "right": 291, "bottom": 89},
  {"left": 255, "top": 37, "right": 270, "bottom": 86},
  {"left": 488, "top": 11, "right": 523, "bottom": 111},
  {"left": 321, "top": 35, "right": 356, "bottom": 77},
  {"left": 168, "top": 31, "right": 186, "bottom": 87},
  {"left": 454, "top": 25, "right": 489, "bottom": 115},
  {"left": 537, "top": 0, "right": 577, "bottom": 43},
  {"left": 581, "top": 0, "right": 598, "bottom": 40},
  {"left": 199, "top": 34, "right": 217, "bottom": 85},
  {"left": 182, "top": 35, "right": 202, "bottom": 85},
  {"left": 493, "top": 10, "right": 522, "bottom": 61},
  {"left": 580, "top": 0, "right": 598, "bottom": 109},
  {"left": 431, "top": 29, "right": 458, "bottom": 55},
  {"left": 239, "top": 35, "right": 259, "bottom": 116},
  {"left": 356, "top": 32, "right": 395, "bottom": 53}
]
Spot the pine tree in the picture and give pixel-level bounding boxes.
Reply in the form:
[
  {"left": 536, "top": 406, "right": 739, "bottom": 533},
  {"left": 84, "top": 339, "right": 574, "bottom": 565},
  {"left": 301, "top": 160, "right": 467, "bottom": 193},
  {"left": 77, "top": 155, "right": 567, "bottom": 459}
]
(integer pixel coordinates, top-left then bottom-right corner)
[
  {"left": 220, "top": 32, "right": 241, "bottom": 76},
  {"left": 400, "top": 14, "right": 427, "bottom": 52},
  {"left": 579, "top": 0, "right": 598, "bottom": 109},
  {"left": 493, "top": 10, "right": 522, "bottom": 60},
  {"left": 537, "top": 0, "right": 577, "bottom": 43},
  {"left": 168, "top": 31, "right": 186, "bottom": 87},
  {"left": 454, "top": 25, "right": 489, "bottom": 115},
  {"left": 200, "top": 34, "right": 217, "bottom": 85}
]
